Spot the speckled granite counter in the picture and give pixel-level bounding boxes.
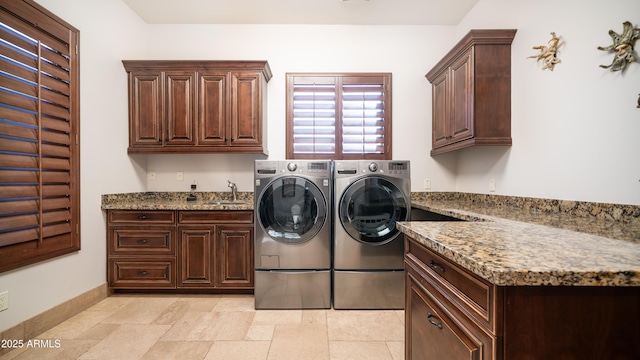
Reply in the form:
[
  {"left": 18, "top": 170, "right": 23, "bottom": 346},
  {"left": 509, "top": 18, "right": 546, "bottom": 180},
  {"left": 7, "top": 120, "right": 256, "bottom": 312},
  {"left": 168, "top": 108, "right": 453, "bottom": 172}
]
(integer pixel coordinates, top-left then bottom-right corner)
[
  {"left": 101, "top": 192, "right": 254, "bottom": 210},
  {"left": 399, "top": 192, "right": 640, "bottom": 287}
]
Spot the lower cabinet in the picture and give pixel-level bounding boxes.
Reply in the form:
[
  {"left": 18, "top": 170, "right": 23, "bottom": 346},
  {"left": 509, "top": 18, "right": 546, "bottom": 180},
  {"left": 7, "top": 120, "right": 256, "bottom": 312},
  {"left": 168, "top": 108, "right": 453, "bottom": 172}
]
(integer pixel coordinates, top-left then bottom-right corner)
[
  {"left": 405, "top": 236, "right": 640, "bottom": 360},
  {"left": 107, "top": 209, "right": 253, "bottom": 292},
  {"left": 405, "top": 236, "right": 496, "bottom": 360}
]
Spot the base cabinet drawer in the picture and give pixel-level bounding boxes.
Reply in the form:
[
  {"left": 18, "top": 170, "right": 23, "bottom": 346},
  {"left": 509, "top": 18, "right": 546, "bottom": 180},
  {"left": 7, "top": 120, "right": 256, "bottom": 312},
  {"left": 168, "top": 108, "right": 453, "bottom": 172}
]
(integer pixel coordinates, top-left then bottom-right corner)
[
  {"left": 110, "top": 227, "right": 175, "bottom": 255},
  {"left": 407, "top": 268, "right": 493, "bottom": 360},
  {"left": 108, "top": 259, "right": 176, "bottom": 289}
]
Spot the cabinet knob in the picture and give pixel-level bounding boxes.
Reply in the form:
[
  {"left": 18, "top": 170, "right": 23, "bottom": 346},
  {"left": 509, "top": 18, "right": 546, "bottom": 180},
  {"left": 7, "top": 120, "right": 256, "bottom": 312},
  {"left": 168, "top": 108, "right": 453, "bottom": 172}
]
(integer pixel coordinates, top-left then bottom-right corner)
[
  {"left": 137, "top": 271, "right": 149, "bottom": 276},
  {"left": 137, "top": 215, "right": 149, "bottom": 220},
  {"left": 427, "top": 312, "right": 443, "bottom": 329},
  {"left": 137, "top": 239, "right": 150, "bottom": 244}
]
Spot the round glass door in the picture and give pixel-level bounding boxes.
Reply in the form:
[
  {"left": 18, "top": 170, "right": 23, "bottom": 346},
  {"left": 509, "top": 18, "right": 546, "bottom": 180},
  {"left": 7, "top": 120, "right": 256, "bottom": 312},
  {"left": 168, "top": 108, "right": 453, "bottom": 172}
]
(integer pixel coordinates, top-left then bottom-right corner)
[
  {"left": 258, "top": 176, "right": 327, "bottom": 244},
  {"left": 339, "top": 176, "right": 409, "bottom": 245}
]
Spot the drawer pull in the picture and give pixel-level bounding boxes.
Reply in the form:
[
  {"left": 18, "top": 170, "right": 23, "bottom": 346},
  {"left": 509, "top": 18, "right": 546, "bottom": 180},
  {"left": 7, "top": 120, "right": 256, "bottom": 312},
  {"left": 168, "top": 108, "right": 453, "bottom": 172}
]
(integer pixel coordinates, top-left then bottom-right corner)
[
  {"left": 138, "top": 271, "right": 149, "bottom": 276},
  {"left": 137, "top": 215, "right": 149, "bottom": 220},
  {"left": 137, "top": 239, "right": 150, "bottom": 244},
  {"left": 429, "top": 260, "right": 445, "bottom": 273},
  {"left": 427, "top": 312, "right": 443, "bottom": 329}
]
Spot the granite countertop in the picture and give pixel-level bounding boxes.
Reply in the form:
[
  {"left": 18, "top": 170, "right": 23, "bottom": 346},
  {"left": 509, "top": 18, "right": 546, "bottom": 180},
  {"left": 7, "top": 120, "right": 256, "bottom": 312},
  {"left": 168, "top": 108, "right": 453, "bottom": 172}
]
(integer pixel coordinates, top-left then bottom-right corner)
[
  {"left": 101, "top": 192, "right": 254, "bottom": 211},
  {"left": 400, "top": 194, "right": 640, "bottom": 287}
]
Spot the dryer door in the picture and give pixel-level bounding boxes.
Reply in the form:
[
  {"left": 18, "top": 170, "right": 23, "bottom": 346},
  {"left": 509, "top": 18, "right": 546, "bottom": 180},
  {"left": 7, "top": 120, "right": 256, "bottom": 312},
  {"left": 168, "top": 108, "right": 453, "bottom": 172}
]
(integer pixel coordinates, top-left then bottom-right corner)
[
  {"left": 257, "top": 176, "right": 327, "bottom": 244},
  {"left": 339, "top": 176, "right": 409, "bottom": 245}
]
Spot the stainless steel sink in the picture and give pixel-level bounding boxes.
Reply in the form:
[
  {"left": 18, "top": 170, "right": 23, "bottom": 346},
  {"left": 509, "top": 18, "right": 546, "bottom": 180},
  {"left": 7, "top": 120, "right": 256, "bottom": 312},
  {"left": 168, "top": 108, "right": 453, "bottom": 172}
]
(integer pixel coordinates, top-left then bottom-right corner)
[{"left": 207, "top": 201, "right": 250, "bottom": 205}]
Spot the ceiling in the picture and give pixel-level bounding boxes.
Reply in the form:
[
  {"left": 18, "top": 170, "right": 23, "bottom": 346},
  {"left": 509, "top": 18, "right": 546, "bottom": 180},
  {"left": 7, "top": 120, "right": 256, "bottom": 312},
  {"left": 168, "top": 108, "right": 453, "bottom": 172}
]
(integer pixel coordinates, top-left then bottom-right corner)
[{"left": 121, "top": 0, "right": 479, "bottom": 25}]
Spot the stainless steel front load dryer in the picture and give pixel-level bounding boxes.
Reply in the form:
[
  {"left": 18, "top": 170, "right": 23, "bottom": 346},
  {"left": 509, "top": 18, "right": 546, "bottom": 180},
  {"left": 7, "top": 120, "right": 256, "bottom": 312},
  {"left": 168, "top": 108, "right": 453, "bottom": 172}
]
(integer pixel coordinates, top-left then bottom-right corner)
[
  {"left": 254, "top": 160, "right": 332, "bottom": 309},
  {"left": 333, "top": 160, "right": 410, "bottom": 309}
]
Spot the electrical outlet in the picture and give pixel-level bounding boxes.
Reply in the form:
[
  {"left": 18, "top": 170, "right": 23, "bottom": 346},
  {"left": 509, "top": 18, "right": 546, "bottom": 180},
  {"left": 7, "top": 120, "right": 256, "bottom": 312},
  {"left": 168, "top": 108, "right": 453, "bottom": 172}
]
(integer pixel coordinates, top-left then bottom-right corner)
[
  {"left": 148, "top": 171, "right": 156, "bottom": 181},
  {"left": 424, "top": 179, "right": 431, "bottom": 190},
  {"left": 176, "top": 171, "right": 184, "bottom": 181},
  {"left": 489, "top": 178, "right": 496, "bottom": 192},
  {"left": 0, "top": 291, "right": 8, "bottom": 312}
]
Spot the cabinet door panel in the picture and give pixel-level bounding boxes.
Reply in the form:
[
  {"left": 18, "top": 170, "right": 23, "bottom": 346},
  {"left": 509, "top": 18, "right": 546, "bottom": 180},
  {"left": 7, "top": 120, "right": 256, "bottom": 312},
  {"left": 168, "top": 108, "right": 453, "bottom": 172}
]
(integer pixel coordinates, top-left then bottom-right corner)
[
  {"left": 431, "top": 71, "right": 449, "bottom": 149},
  {"left": 198, "top": 73, "right": 228, "bottom": 145},
  {"left": 178, "top": 227, "right": 214, "bottom": 287},
  {"left": 165, "top": 71, "right": 196, "bottom": 145},
  {"left": 217, "top": 225, "right": 253, "bottom": 288},
  {"left": 130, "top": 72, "right": 162, "bottom": 146},
  {"left": 450, "top": 51, "right": 474, "bottom": 143},
  {"left": 231, "top": 72, "right": 261, "bottom": 146}
]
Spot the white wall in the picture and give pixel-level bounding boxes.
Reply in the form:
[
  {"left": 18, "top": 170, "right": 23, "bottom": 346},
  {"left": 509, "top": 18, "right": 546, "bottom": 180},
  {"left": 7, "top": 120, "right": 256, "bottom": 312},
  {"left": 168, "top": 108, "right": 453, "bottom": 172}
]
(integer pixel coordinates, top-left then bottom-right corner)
[
  {"left": 454, "top": 0, "right": 640, "bottom": 204},
  {"left": 0, "top": 0, "right": 148, "bottom": 331},
  {"left": 1, "top": 0, "right": 638, "bottom": 332}
]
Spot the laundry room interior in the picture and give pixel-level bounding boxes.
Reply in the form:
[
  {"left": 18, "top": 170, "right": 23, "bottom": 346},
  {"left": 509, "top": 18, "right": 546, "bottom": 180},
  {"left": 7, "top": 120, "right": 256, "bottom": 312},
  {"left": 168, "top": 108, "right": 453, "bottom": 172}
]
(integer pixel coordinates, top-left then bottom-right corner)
[{"left": 1, "top": 0, "right": 639, "bottom": 359}]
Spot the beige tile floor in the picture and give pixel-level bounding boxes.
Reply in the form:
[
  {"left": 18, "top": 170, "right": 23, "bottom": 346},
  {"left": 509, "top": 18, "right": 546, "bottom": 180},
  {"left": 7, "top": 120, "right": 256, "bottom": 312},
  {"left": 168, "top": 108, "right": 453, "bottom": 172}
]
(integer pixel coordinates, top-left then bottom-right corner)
[{"left": 1, "top": 294, "right": 405, "bottom": 360}]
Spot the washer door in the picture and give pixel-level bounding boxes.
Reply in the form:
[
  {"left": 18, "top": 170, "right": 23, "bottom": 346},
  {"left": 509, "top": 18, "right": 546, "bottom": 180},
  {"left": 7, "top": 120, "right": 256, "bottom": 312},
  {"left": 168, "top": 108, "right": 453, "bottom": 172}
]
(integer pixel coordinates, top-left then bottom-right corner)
[
  {"left": 258, "top": 176, "right": 327, "bottom": 244},
  {"left": 339, "top": 176, "right": 409, "bottom": 245}
]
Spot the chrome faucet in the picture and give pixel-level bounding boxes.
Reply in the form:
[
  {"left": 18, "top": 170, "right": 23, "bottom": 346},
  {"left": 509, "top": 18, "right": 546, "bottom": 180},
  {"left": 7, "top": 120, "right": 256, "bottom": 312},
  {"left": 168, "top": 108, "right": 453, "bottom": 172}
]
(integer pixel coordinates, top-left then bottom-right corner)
[{"left": 227, "top": 180, "right": 238, "bottom": 202}]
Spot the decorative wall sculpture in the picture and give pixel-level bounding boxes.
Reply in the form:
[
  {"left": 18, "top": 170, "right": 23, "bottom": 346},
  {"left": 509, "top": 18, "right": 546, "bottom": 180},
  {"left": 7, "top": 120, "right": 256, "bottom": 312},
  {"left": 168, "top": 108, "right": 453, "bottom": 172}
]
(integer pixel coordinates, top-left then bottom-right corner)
[
  {"left": 597, "top": 21, "right": 640, "bottom": 72},
  {"left": 528, "top": 32, "right": 562, "bottom": 71}
]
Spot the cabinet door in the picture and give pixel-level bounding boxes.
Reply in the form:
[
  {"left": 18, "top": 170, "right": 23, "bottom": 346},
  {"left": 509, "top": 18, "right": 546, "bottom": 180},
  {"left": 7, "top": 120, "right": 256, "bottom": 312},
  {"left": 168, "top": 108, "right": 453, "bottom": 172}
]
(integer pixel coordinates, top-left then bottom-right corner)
[
  {"left": 178, "top": 227, "right": 215, "bottom": 287},
  {"left": 431, "top": 71, "right": 450, "bottom": 150},
  {"left": 198, "top": 72, "right": 228, "bottom": 146},
  {"left": 129, "top": 71, "right": 163, "bottom": 147},
  {"left": 165, "top": 71, "right": 196, "bottom": 146},
  {"left": 407, "top": 271, "right": 483, "bottom": 360},
  {"left": 449, "top": 51, "right": 474, "bottom": 143},
  {"left": 217, "top": 225, "right": 253, "bottom": 288},
  {"left": 230, "top": 72, "right": 262, "bottom": 147}
]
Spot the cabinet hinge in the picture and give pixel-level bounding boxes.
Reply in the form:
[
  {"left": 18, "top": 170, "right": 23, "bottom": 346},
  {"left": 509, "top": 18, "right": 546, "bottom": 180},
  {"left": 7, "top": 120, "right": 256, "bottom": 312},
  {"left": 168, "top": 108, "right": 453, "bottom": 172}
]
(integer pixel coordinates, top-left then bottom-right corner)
[
  {"left": 76, "top": 134, "right": 79, "bottom": 145},
  {"left": 76, "top": 44, "right": 78, "bottom": 55},
  {"left": 76, "top": 223, "right": 79, "bottom": 234}
]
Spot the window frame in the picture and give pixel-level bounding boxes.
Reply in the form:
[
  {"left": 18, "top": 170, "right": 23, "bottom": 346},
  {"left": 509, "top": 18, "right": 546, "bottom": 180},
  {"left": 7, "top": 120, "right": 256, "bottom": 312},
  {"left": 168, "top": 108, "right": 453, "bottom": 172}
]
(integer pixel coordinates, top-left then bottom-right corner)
[
  {"left": 286, "top": 72, "right": 392, "bottom": 160},
  {"left": 0, "top": 0, "right": 80, "bottom": 273}
]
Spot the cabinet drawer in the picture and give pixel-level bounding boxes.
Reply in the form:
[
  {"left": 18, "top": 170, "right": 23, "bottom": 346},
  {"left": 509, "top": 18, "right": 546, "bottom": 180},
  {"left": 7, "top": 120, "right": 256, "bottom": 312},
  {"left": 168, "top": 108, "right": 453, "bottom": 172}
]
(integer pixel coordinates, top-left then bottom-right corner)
[
  {"left": 109, "top": 210, "right": 175, "bottom": 224},
  {"left": 108, "top": 259, "right": 176, "bottom": 289},
  {"left": 407, "top": 268, "right": 493, "bottom": 360},
  {"left": 178, "top": 210, "right": 253, "bottom": 224},
  {"left": 406, "top": 238, "right": 496, "bottom": 332},
  {"left": 110, "top": 227, "right": 175, "bottom": 255}
]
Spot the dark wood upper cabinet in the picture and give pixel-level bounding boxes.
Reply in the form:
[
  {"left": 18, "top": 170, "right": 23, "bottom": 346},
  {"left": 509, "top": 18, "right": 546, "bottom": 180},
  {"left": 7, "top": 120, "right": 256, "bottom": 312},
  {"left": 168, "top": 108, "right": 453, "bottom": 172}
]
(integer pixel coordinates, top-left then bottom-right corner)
[
  {"left": 426, "top": 30, "right": 516, "bottom": 156},
  {"left": 123, "top": 60, "right": 271, "bottom": 154}
]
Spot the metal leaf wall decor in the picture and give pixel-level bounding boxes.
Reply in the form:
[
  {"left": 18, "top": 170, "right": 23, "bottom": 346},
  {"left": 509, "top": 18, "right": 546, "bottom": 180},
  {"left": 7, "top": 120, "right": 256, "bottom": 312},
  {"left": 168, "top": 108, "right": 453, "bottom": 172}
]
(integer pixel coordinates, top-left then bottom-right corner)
[{"left": 597, "top": 21, "right": 640, "bottom": 72}]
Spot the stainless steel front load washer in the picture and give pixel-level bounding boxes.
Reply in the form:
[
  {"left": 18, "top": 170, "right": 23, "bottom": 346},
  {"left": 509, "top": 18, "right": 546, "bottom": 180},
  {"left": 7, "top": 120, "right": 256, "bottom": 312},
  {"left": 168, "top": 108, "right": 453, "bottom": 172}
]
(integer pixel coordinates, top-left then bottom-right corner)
[
  {"left": 333, "top": 160, "right": 410, "bottom": 309},
  {"left": 254, "top": 160, "right": 332, "bottom": 309}
]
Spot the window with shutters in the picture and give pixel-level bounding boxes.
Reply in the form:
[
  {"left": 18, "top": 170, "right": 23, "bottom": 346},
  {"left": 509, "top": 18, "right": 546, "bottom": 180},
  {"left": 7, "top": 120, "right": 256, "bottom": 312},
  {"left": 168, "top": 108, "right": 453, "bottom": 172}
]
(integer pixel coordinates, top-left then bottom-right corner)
[
  {"left": 286, "top": 73, "right": 392, "bottom": 160},
  {"left": 0, "top": 0, "right": 80, "bottom": 273}
]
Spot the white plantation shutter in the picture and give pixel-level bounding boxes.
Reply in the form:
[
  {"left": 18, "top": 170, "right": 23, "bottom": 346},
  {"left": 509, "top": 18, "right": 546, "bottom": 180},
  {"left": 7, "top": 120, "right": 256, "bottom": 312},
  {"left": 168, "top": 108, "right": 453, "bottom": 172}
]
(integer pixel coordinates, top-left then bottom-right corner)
[
  {"left": 290, "top": 76, "right": 337, "bottom": 156},
  {"left": 342, "top": 77, "right": 386, "bottom": 155},
  {"left": 287, "top": 73, "right": 391, "bottom": 160},
  {"left": 0, "top": 0, "right": 80, "bottom": 273}
]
